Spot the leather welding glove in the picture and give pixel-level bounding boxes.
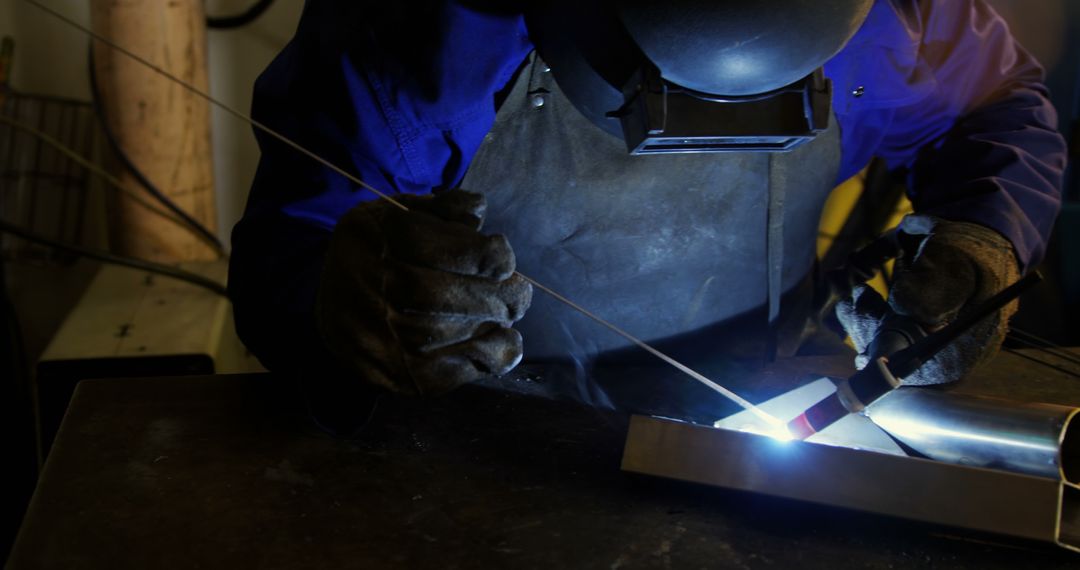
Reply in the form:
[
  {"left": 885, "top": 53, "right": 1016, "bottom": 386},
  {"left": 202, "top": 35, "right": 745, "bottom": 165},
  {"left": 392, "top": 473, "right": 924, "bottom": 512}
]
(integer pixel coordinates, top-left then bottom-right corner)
[
  {"left": 836, "top": 215, "right": 1020, "bottom": 385},
  {"left": 316, "top": 190, "right": 533, "bottom": 396}
]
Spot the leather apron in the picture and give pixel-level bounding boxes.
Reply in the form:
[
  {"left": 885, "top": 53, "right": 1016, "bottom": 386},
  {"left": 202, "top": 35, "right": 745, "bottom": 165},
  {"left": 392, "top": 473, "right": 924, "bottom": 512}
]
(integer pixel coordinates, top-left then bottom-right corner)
[{"left": 460, "top": 55, "right": 842, "bottom": 409}]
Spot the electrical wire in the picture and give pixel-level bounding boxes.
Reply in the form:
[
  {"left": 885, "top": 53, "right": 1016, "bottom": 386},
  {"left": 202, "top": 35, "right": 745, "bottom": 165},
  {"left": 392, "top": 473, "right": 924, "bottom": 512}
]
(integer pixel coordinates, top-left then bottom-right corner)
[
  {"left": 0, "top": 218, "right": 228, "bottom": 297},
  {"left": 206, "top": 0, "right": 276, "bottom": 29},
  {"left": 1003, "top": 347, "right": 1080, "bottom": 380},
  {"left": 26, "top": 0, "right": 787, "bottom": 430},
  {"left": 1003, "top": 327, "right": 1080, "bottom": 379},
  {"left": 1006, "top": 328, "right": 1080, "bottom": 362},
  {"left": 0, "top": 113, "right": 201, "bottom": 235},
  {"left": 1009, "top": 328, "right": 1080, "bottom": 367},
  {"left": 86, "top": 44, "right": 226, "bottom": 256}
]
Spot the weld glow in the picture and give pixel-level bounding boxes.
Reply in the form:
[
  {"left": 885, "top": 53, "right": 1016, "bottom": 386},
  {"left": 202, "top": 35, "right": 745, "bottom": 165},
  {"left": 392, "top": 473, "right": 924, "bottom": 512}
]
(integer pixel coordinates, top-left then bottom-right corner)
[
  {"left": 734, "top": 423, "right": 794, "bottom": 443},
  {"left": 767, "top": 426, "right": 795, "bottom": 443}
]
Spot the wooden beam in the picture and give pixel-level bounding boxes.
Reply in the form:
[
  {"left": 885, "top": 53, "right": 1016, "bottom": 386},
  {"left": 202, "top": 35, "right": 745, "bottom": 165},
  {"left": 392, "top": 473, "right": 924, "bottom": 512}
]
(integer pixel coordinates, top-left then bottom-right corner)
[{"left": 90, "top": 0, "right": 218, "bottom": 262}]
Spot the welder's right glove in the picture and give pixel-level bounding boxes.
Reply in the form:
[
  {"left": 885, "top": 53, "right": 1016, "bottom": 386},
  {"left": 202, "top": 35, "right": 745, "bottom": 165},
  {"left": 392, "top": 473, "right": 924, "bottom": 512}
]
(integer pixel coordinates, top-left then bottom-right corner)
[
  {"left": 836, "top": 215, "right": 1020, "bottom": 386},
  {"left": 316, "top": 190, "right": 533, "bottom": 396}
]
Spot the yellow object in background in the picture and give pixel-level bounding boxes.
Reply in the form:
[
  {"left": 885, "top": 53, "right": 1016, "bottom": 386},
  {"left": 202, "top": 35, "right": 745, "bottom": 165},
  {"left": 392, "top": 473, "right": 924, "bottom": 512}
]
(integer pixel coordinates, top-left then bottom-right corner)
[{"left": 816, "top": 170, "right": 913, "bottom": 299}]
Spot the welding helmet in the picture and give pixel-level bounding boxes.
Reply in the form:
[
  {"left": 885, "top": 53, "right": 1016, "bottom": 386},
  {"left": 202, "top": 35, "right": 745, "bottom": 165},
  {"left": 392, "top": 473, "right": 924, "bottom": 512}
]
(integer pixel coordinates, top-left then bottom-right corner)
[{"left": 525, "top": 0, "right": 874, "bottom": 154}]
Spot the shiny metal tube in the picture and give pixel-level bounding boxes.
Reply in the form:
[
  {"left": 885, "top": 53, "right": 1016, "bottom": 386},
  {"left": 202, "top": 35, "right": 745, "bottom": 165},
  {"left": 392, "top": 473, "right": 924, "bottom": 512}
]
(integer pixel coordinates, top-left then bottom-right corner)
[{"left": 865, "top": 387, "right": 1080, "bottom": 481}]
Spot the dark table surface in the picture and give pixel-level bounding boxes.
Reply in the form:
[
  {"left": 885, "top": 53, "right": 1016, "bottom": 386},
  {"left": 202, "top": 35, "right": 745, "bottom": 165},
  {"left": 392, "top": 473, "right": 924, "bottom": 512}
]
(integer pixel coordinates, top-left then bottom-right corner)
[{"left": 8, "top": 351, "right": 1080, "bottom": 569}]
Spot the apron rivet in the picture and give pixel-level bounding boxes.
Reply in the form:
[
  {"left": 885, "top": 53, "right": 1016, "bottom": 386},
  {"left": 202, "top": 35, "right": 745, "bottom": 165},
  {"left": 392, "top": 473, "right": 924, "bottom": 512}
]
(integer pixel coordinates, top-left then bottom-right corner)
[
  {"left": 531, "top": 94, "right": 546, "bottom": 108},
  {"left": 852, "top": 85, "right": 866, "bottom": 97}
]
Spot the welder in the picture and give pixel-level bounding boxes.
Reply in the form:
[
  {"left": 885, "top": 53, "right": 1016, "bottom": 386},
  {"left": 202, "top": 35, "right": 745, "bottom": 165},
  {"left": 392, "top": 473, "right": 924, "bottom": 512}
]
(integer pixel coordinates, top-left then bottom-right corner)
[{"left": 228, "top": 0, "right": 1066, "bottom": 423}]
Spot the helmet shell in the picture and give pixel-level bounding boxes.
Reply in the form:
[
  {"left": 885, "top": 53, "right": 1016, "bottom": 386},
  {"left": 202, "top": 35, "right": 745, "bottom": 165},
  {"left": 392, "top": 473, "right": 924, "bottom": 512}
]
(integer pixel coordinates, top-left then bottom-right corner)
[{"left": 526, "top": 0, "right": 873, "bottom": 135}]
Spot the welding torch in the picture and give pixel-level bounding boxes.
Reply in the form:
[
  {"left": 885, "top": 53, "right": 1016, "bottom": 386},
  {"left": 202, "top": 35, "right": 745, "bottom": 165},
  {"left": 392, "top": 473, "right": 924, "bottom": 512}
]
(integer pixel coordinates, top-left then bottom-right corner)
[{"left": 787, "top": 232, "right": 1043, "bottom": 440}]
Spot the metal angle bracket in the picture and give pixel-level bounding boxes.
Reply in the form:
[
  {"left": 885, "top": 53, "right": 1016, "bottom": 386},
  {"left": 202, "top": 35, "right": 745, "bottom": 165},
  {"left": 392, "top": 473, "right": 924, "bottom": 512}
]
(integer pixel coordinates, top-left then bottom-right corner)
[{"left": 621, "top": 414, "right": 1080, "bottom": 552}]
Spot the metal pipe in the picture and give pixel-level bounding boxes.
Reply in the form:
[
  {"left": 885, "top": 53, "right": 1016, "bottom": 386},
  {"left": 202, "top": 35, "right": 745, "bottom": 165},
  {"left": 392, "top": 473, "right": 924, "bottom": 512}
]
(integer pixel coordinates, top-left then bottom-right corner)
[
  {"left": 622, "top": 414, "right": 1080, "bottom": 552},
  {"left": 865, "top": 387, "right": 1080, "bottom": 481}
]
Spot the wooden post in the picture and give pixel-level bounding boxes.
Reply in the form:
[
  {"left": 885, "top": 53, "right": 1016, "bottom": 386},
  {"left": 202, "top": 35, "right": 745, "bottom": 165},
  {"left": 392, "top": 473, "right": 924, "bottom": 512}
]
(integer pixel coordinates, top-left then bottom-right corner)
[{"left": 90, "top": 0, "right": 218, "bottom": 262}]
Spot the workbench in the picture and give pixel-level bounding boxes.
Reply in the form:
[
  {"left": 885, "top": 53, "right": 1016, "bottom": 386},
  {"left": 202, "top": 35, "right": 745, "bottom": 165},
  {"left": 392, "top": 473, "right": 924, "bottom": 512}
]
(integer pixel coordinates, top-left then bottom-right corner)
[{"left": 8, "top": 351, "right": 1080, "bottom": 569}]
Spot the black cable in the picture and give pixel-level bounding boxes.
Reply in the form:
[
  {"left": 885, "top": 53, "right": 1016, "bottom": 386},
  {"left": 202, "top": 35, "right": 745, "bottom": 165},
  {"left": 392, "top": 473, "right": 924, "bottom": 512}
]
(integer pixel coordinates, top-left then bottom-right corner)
[
  {"left": 1007, "top": 328, "right": 1080, "bottom": 367},
  {"left": 0, "top": 219, "right": 228, "bottom": 297},
  {"left": 206, "top": 0, "right": 276, "bottom": 29},
  {"left": 1003, "top": 347, "right": 1080, "bottom": 380},
  {"left": 1007, "top": 335, "right": 1080, "bottom": 371},
  {"left": 86, "top": 44, "right": 226, "bottom": 255},
  {"left": 1010, "top": 327, "right": 1080, "bottom": 356}
]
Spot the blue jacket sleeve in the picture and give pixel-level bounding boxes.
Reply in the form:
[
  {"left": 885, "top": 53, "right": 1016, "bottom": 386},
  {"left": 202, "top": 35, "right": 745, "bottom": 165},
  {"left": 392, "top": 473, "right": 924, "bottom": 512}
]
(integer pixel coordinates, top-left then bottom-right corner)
[
  {"left": 228, "top": 1, "right": 531, "bottom": 377},
  {"left": 828, "top": 0, "right": 1067, "bottom": 272}
]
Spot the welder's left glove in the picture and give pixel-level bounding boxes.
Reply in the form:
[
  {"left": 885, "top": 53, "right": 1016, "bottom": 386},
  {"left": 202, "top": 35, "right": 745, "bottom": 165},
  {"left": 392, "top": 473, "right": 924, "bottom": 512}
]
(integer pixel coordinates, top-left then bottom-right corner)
[{"left": 836, "top": 215, "right": 1020, "bottom": 385}]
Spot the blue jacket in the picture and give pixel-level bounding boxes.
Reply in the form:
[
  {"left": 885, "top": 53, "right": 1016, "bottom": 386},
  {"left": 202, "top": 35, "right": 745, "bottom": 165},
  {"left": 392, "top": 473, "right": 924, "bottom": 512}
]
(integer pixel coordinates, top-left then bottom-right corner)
[{"left": 230, "top": 0, "right": 1067, "bottom": 374}]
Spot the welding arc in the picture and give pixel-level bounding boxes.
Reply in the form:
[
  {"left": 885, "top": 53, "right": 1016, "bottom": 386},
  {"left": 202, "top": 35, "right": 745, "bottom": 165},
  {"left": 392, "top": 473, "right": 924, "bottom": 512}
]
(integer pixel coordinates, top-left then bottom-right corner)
[{"left": 24, "top": 0, "right": 784, "bottom": 427}]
